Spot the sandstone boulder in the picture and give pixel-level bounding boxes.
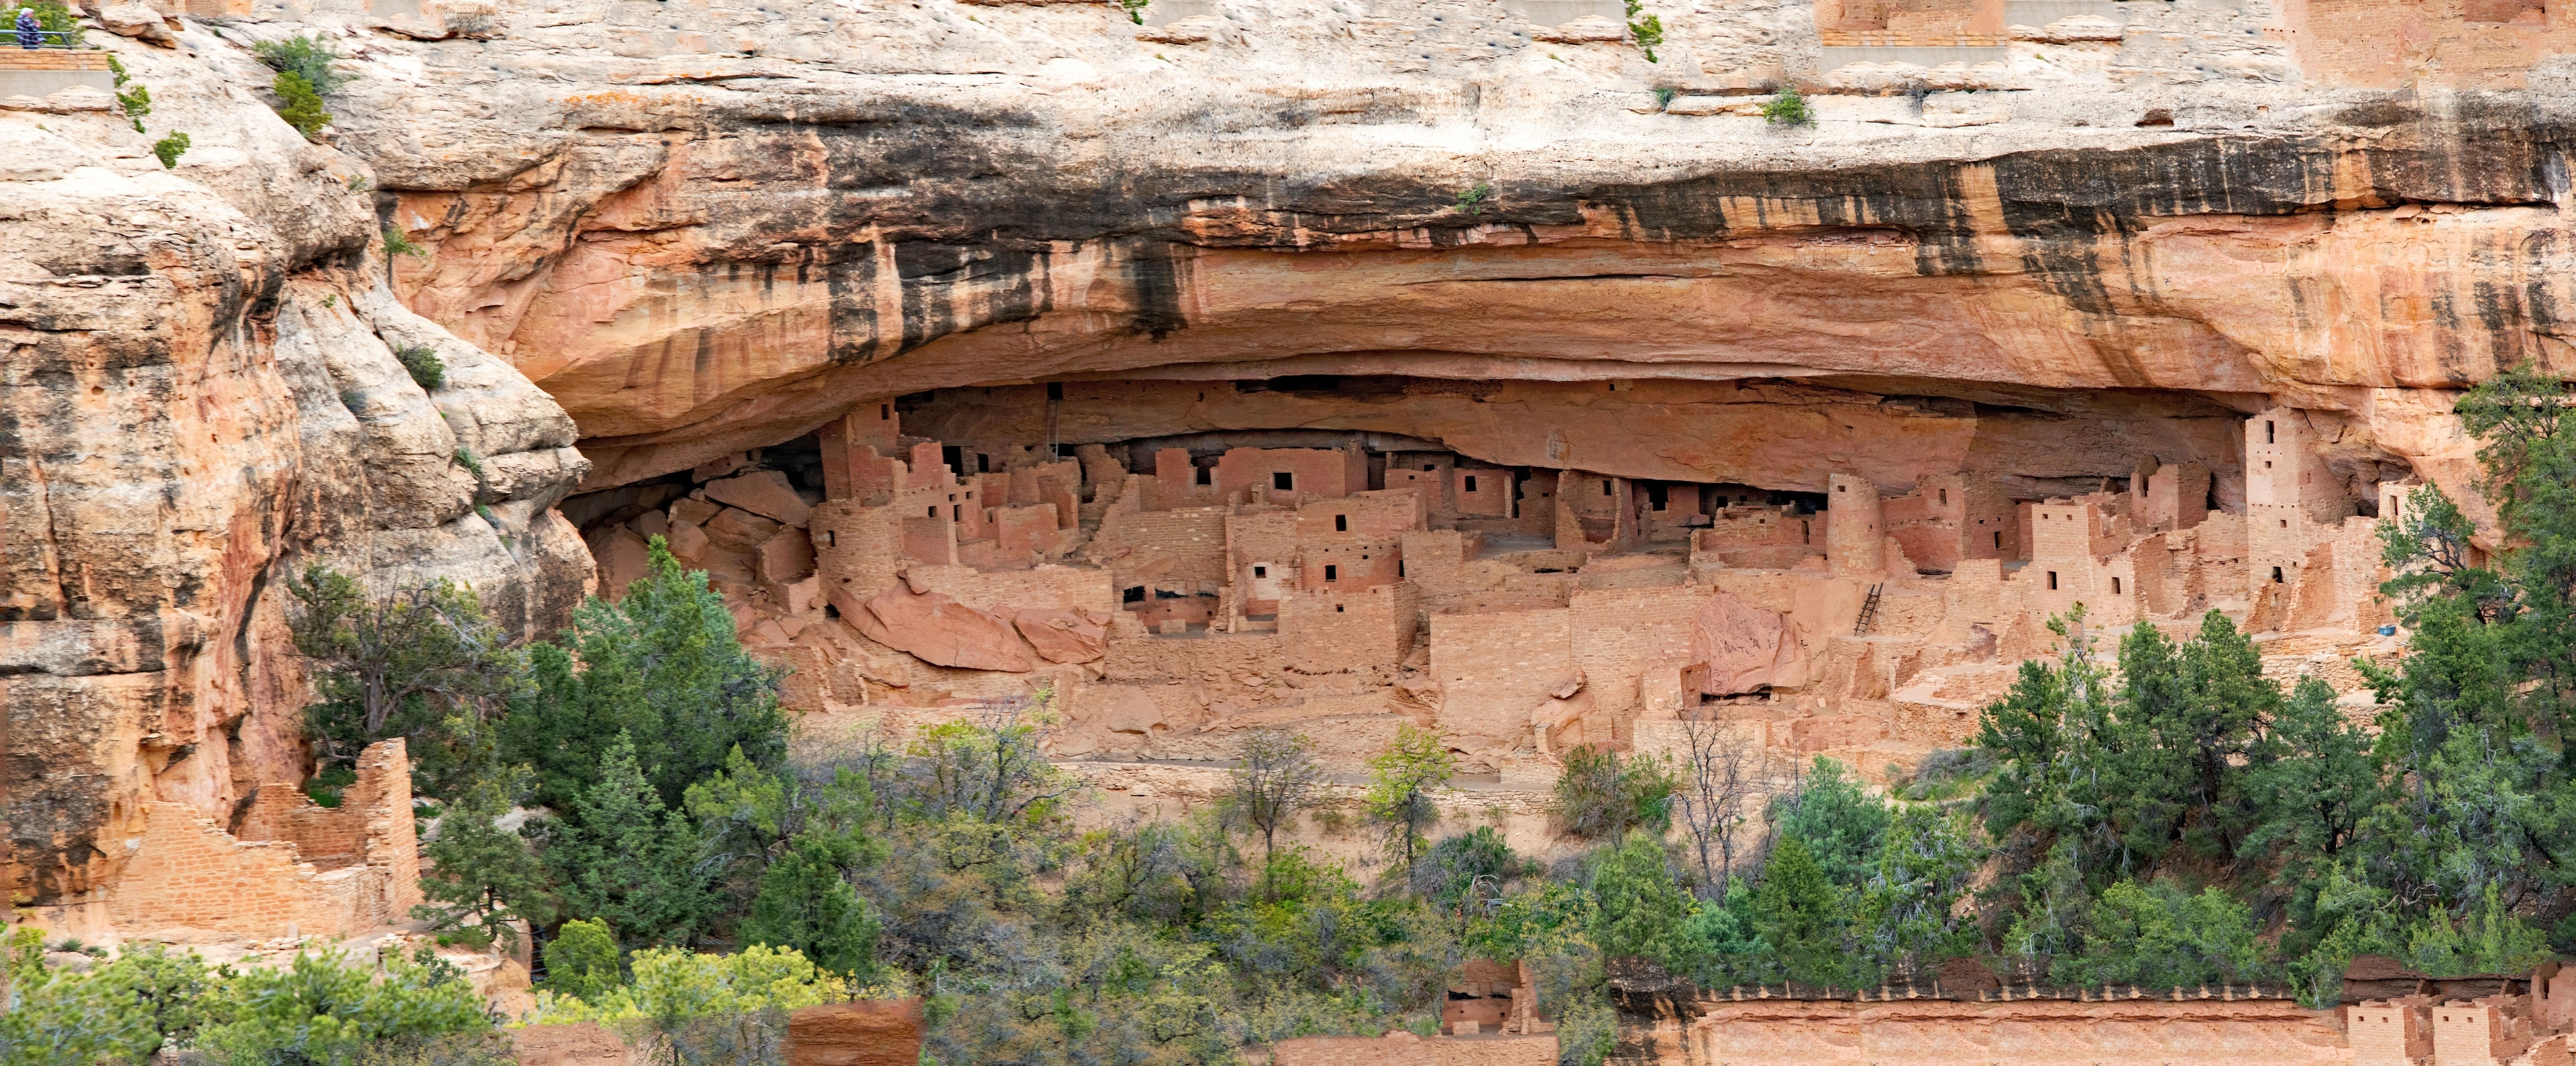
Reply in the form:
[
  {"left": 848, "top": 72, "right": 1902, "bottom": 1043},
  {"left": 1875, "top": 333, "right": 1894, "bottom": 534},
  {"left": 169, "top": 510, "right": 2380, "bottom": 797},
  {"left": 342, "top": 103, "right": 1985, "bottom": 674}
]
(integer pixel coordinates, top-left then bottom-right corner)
[
  {"left": 757, "top": 527, "right": 816, "bottom": 584},
  {"left": 1690, "top": 590, "right": 1809, "bottom": 696},
  {"left": 1012, "top": 608, "right": 1109, "bottom": 663},
  {"left": 96, "top": 3, "right": 177, "bottom": 44},
  {"left": 704, "top": 470, "right": 813, "bottom": 526},
  {"left": 1091, "top": 687, "right": 1169, "bottom": 735},
  {"left": 848, "top": 584, "right": 1036, "bottom": 672},
  {"left": 594, "top": 525, "right": 652, "bottom": 598}
]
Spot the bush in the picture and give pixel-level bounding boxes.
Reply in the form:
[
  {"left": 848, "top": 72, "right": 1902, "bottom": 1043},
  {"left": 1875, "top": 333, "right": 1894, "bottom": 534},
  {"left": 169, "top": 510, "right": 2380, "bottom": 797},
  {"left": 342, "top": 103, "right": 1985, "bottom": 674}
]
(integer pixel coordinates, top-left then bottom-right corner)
[
  {"left": 253, "top": 36, "right": 349, "bottom": 95},
  {"left": 1553, "top": 745, "right": 1674, "bottom": 841},
  {"left": 398, "top": 344, "right": 447, "bottom": 390},
  {"left": 193, "top": 947, "right": 490, "bottom": 1065},
  {"left": 272, "top": 71, "right": 331, "bottom": 140},
  {"left": 544, "top": 918, "right": 625, "bottom": 1001},
  {"left": 1764, "top": 83, "right": 1813, "bottom": 125},
  {"left": 386, "top": 227, "right": 430, "bottom": 259},
  {"left": 152, "top": 131, "right": 191, "bottom": 170}
]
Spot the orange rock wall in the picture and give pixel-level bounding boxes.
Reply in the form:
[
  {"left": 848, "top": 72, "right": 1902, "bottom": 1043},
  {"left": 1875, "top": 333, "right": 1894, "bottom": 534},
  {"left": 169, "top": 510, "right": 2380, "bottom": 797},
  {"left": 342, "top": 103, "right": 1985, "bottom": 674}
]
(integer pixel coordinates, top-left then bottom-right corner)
[{"left": 1630, "top": 998, "right": 2352, "bottom": 1066}]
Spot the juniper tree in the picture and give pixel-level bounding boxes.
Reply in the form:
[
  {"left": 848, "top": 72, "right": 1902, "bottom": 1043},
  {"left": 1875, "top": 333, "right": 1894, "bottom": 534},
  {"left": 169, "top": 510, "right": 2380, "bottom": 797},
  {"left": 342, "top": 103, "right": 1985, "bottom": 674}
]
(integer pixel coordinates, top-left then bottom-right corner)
[{"left": 506, "top": 539, "right": 787, "bottom": 814}]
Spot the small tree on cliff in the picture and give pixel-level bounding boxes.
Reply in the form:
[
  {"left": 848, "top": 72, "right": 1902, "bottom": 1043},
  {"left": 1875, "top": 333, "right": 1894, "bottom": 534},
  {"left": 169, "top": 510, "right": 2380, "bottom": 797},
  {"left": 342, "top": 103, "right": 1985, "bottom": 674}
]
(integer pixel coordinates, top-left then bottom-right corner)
[
  {"left": 286, "top": 564, "right": 528, "bottom": 800},
  {"left": 504, "top": 538, "right": 787, "bottom": 813},
  {"left": 1364, "top": 723, "right": 1456, "bottom": 890}
]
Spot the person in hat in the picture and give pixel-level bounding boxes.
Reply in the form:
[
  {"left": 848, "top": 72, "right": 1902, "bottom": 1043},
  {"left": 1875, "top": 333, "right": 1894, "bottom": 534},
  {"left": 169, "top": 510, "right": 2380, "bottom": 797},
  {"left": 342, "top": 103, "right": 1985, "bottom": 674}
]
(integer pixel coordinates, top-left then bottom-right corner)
[{"left": 15, "top": 7, "right": 46, "bottom": 49}]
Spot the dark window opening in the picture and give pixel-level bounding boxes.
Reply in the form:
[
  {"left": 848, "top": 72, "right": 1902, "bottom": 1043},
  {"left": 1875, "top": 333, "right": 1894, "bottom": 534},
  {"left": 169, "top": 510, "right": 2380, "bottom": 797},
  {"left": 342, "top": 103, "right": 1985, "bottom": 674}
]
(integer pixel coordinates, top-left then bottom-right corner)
[
  {"left": 1424, "top": 464, "right": 1436, "bottom": 472},
  {"left": 1254, "top": 566, "right": 1267, "bottom": 578},
  {"left": 977, "top": 453, "right": 990, "bottom": 472},
  {"left": 941, "top": 445, "right": 963, "bottom": 473},
  {"left": 2111, "top": 576, "right": 2123, "bottom": 594},
  {"left": 926, "top": 507, "right": 938, "bottom": 518},
  {"left": 2047, "top": 571, "right": 2059, "bottom": 590},
  {"left": 1047, "top": 382, "right": 1065, "bottom": 401},
  {"left": 1464, "top": 475, "right": 1479, "bottom": 492},
  {"left": 1646, "top": 483, "right": 1670, "bottom": 511},
  {"left": 1335, "top": 515, "right": 1348, "bottom": 531},
  {"left": 2265, "top": 420, "right": 2276, "bottom": 443},
  {"left": 1993, "top": 531, "right": 2004, "bottom": 549},
  {"left": 879, "top": 403, "right": 892, "bottom": 420},
  {"left": 2271, "top": 566, "right": 2285, "bottom": 583},
  {"left": 1601, "top": 480, "right": 1614, "bottom": 496},
  {"left": 1398, "top": 561, "right": 1405, "bottom": 577},
  {"left": 1938, "top": 488, "right": 1949, "bottom": 505},
  {"left": 826, "top": 531, "right": 837, "bottom": 547},
  {"left": 1324, "top": 564, "right": 1339, "bottom": 582},
  {"left": 1196, "top": 465, "right": 1212, "bottom": 486},
  {"left": 1273, "top": 472, "right": 1294, "bottom": 491},
  {"left": 1335, "top": 604, "right": 1346, "bottom": 613},
  {"left": 952, "top": 505, "right": 961, "bottom": 521},
  {"left": 1123, "top": 586, "right": 1146, "bottom": 603}
]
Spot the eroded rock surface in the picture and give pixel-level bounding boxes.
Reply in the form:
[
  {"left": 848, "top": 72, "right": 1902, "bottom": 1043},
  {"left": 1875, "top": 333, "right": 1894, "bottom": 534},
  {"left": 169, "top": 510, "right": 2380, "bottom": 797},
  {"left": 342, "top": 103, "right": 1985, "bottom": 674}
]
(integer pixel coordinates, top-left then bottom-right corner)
[{"left": 1, "top": 22, "right": 588, "bottom": 908}]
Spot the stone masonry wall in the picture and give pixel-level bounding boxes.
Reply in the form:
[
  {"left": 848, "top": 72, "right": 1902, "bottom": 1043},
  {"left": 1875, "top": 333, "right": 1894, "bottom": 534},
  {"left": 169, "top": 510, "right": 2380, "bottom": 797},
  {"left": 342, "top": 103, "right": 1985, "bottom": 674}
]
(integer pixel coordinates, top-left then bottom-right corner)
[{"left": 107, "top": 739, "right": 419, "bottom": 937}]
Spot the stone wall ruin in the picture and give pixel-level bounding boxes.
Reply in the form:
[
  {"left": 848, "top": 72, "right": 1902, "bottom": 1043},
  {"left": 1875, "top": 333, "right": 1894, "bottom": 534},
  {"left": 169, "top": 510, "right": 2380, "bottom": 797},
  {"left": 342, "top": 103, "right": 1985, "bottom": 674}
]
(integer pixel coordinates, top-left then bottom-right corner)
[{"left": 564, "top": 375, "right": 2411, "bottom": 792}]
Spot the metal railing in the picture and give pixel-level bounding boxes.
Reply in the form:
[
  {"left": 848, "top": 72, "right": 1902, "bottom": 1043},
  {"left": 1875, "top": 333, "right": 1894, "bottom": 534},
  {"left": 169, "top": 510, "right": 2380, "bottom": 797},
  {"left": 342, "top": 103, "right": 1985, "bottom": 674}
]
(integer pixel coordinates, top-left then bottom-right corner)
[{"left": 12, "top": 29, "right": 85, "bottom": 48}]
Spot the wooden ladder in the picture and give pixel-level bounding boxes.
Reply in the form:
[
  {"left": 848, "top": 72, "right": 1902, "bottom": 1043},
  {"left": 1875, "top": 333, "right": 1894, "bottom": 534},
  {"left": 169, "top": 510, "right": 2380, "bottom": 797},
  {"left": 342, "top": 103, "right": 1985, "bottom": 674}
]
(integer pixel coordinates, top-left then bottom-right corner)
[{"left": 1854, "top": 582, "right": 1884, "bottom": 635}]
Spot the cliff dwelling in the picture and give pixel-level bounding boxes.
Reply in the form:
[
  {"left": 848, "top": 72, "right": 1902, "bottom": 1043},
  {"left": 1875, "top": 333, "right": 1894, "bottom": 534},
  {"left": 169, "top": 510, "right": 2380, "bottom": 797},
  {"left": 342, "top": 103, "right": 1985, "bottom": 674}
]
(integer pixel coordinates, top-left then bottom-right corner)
[
  {"left": 14, "top": 0, "right": 2576, "bottom": 1051},
  {"left": 561, "top": 374, "right": 2406, "bottom": 785}
]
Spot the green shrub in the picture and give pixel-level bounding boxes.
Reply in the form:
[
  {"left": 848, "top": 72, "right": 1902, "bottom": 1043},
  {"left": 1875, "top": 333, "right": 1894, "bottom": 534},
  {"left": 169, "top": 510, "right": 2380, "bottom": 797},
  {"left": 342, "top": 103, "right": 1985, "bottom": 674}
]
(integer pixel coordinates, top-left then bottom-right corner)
[
  {"left": 193, "top": 947, "right": 489, "bottom": 1065},
  {"left": 1623, "top": 0, "right": 1662, "bottom": 61},
  {"left": 1118, "top": 0, "right": 1146, "bottom": 21},
  {"left": 1452, "top": 182, "right": 1492, "bottom": 215},
  {"left": 451, "top": 447, "right": 482, "bottom": 477},
  {"left": 398, "top": 343, "right": 447, "bottom": 390},
  {"left": 272, "top": 71, "right": 331, "bottom": 140},
  {"left": 543, "top": 918, "right": 625, "bottom": 1001},
  {"left": 1764, "top": 83, "right": 1813, "bottom": 125},
  {"left": 152, "top": 131, "right": 190, "bottom": 170},
  {"left": 253, "top": 35, "right": 349, "bottom": 95},
  {"left": 386, "top": 226, "right": 430, "bottom": 259}
]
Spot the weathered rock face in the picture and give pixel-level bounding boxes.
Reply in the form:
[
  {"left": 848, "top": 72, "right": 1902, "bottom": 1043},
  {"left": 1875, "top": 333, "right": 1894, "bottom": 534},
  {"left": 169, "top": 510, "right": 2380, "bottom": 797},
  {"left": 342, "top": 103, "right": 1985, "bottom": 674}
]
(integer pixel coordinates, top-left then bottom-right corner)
[
  {"left": 1, "top": 23, "right": 590, "bottom": 908},
  {"left": 12, "top": 0, "right": 2576, "bottom": 911}
]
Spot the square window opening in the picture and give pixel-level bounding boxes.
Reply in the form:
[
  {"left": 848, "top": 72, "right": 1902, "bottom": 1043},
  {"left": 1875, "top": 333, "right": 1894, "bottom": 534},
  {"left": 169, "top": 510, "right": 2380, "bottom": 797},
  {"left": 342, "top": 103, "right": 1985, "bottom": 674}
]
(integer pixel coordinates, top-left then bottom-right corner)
[
  {"left": 1324, "top": 564, "right": 1339, "bottom": 582},
  {"left": 2271, "top": 566, "right": 2284, "bottom": 583},
  {"left": 1335, "top": 515, "right": 1348, "bottom": 532},
  {"left": 1273, "top": 472, "right": 1294, "bottom": 491},
  {"left": 1123, "top": 586, "right": 1145, "bottom": 603},
  {"left": 1335, "top": 604, "right": 1345, "bottom": 613},
  {"left": 1253, "top": 566, "right": 1267, "bottom": 578},
  {"left": 1464, "top": 475, "right": 1479, "bottom": 492}
]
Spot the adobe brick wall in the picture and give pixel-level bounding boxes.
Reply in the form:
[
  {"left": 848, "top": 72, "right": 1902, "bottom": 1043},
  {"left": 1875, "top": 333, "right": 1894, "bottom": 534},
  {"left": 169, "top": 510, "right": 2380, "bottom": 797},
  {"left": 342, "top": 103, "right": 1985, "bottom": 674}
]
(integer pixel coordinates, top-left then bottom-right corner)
[
  {"left": 1431, "top": 606, "right": 1573, "bottom": 751},
  {"left": 109, "top": 739, "right": 418, "bottom": 937},
  {"left": 1279, "top": 581, "right": 1416, "bottom": 674},
  {"left": 1571, "top": 586, "right": 1710, "bottom": 717},
  {"left": 1094, "top": 500, "right": 1230, "bottom": 593},
  {"left": 1273, "top": 1032, "right": 1559, "bottom": 1066},
  {"left": 1216, "top": 447, "right": 1364, "bottom": 506},
  {"left": 1672, "top": 996, "right": 2348, "bottom": 1066},
  {"left": 1825, "top": 475, "right": 1882, "bottom": 576}
]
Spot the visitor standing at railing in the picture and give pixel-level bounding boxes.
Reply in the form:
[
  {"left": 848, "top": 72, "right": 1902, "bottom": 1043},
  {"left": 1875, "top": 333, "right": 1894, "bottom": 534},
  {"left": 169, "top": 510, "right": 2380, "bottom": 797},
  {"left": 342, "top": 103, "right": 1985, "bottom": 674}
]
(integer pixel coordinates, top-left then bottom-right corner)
[{"left": 14, "top": 7, "right": 42, "bottom": 48}]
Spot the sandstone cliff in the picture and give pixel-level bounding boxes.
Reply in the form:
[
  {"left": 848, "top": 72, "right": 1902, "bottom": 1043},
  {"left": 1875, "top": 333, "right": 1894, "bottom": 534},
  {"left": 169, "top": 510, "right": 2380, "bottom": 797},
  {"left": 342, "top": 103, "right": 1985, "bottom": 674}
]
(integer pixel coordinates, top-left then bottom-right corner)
[
  {"left": 11, "top": 0, "right": 2576, "bottom": 910},
  {"left": 1, "top": 21, "right": 590, "bottom": 907}
]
